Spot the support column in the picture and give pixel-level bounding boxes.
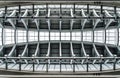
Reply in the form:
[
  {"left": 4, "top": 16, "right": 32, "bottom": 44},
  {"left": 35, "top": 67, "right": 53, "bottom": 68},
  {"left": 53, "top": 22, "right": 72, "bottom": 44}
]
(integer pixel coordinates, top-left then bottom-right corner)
[
  {"left": 32, "top": 55, "right": 35, "bottom": 72},
  {"left": 19, "top": 55, "right": 21, "bottom": 71},
  {"left": 60, "top": 59, "right": 61, "bottom": 72},
  {"left": 73, "top": 59, "right": 75, "bottom": 72},
  {"left": 86, "top": 58, "right": 89, "bottom": 72},
  {"left": 113, "top": 58, "right": 117, "bottom": 70},
  {"left": 100, "top": 56, "right": 103, "bottom": 71},
  {"left": 5, "top": 55, "right": 8, "bottom": 70},
  {"left": 46, "top": 59, "right": 48, "bottom": 72}
]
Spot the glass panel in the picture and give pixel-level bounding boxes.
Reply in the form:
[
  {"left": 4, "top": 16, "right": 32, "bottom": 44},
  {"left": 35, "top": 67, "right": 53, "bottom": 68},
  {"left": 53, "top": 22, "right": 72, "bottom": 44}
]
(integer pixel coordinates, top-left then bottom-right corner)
[
  {"left": 106, "top": 29, "right": 117, "bottom": 45},
  {"left": 39, "top": 31, "right": 49, "bottom": 41},
  {"left": 50, "top": 32, "right": 60, "bottom": 40},
  {"left": 83, "top": 31, "right": 92, "bottom": 42},
  {"left": 72, "top": 32, "right": 81, "bottom": 41},
  {"left": 28, "top": 30, "right": 38, "bottom": 42},
  {"left": 16, "top": 30, "right": 26, "bottom": 43},
  {"left": 94, "top": 30, "right": 104, "bottom": 43},
  {"left": 4, "top": 28, "right": 14, "bottom": 44},
  {"left": 61, "top": 32, "right": 70, "bottom": 40}
]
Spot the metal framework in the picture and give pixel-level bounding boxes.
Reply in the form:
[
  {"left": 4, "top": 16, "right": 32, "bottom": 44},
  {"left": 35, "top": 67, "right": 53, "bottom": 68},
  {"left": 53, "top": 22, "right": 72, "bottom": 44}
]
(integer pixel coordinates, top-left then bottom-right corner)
[{"left": 0, "top": 4, "right": 120, "bottom": 73}]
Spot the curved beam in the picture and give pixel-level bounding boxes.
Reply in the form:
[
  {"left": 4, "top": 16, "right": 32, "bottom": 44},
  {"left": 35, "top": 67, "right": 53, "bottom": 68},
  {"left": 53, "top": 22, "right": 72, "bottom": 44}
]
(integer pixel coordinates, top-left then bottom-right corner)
[
  {"left": 34, "top": 43, "right": 39, "bottom": 64},
  {"left": 46, "top": 42, "right": 50, "bottom": 57},
  {"left": 104, "top": 10, "right": 115, "bottom": 29},
  {"left": 7, "top": 10, "right": 16, "bottom": 29},
  {"left": 34, "top": 9, "right": 39, "bottom": 30},
  {"left": 70, "top": 42, "right": 75, "bottom": 57},
  {"left": 21, "top": 9, "right": 28, "bottom": 29},
  {"left": 81, "top": 9, "right": 87, "bottom": 29},
  {"left": 8, "top": 44, "right": 16, "bottom": 57},
  {"left": 93, "top": 9, "right": 101, "bottom": 29}
]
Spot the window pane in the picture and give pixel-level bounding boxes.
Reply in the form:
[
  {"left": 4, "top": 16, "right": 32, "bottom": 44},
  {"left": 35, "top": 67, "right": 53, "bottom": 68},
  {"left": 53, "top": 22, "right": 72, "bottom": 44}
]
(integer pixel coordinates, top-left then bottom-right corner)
[
  {"left": 106, "top": 29, "right": 117, "bottom": 45},
  {"left": 83, "top": 31, "right": 92, "bottom": 42},
  {"left": 16, "top": 30, "right": 26, "bottom": 43},
  {"left": 28, "top": 30, "right": 38, "bottom": 42},
  {"left": 94, "top": 30, "right": 104, "bottom": 43},
  {"left": 4, "top": 28, "right": 14, "bottom": 44}
]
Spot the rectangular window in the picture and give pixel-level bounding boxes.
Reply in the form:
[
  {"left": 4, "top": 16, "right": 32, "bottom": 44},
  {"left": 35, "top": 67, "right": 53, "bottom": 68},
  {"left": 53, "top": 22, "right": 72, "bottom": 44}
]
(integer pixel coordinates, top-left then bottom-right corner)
[
  {"left": 83, "top": 31, "right": 92, "bottom": 42},
  {"left": 28, "top": 30, "right": 38, "bottom": 42},
  {"left": 50, "top": 32, "right": 60, "bottom": 40},
  {"left": 16, "top": 30, "right": 26, "bottom": 43},
  {"left": 106, "top": 29, "right": 117, "bottom": 45},
  {"left": 72, "top": 32, "right": 81, "bottom": 41},
  {"left": 94, "top": 30, "right": 104, "bottom": 43},
  {"left": 39, "top": 32, "right": 49, "bottom": 41},
  {"left": 4, "top": 28, "right": 14, "bottom": 44},
  {"left": 61, "top": 32, "right": 70, "bottom": 40}
]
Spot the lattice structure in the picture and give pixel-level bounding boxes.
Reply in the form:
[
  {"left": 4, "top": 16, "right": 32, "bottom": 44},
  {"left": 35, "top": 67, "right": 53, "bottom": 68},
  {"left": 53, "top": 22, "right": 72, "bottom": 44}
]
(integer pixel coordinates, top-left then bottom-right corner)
[{"left": 0, "top": 4, "right": 119, "bottom": 72}]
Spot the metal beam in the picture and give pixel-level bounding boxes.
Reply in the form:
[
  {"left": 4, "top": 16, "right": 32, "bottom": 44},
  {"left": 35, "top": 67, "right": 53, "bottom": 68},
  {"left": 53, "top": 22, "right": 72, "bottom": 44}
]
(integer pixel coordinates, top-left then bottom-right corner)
[
  {"left": 34, "top": 43, "right": 39, "bottom": 64},
  {"left": 93, "top": 9, "right": 101, "bottom": 29},
  {"left": 46, "top": 42, "right": 50, "bottom": 57},
  {"left": 105, "top": 10, "right": 115, "bottom": 29},
  {"left": 21, "top": 9, "right": 28, "bottom": 29},
  {"left": 70, "top": 42, "right": 75, "bottom": 57},
  {"left": 34, "top": 9, "right": 39, "bottom": 30},
  {"left": 7, "top": 10, "right": 16, "bottom": 29},
  {"left": 81, "top": 9, "right": 87, "bottom": 29},
  {"left": 8, "top": 44, "right": 16, "bottom": 57}
]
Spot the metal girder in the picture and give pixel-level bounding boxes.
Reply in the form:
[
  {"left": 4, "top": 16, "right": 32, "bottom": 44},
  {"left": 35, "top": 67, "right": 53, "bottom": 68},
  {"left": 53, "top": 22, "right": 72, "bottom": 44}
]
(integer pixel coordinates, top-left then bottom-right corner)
[
  {"left": 59, "top": 42, "right": 62, "bottom": 57},
  {"left": 34, "top": 9, "right": 39, "bottom": 30},
  {"left": 104, "top": 10, "right": 115, "bottom": 29},
  {"left": 34, "top": 43, "right": 39, "bottom": 64},
  {"left": 8, "top": 44, "right": 16, "bottom": 57},
  {"left": 7, "top": 10, "right": 16, "bottom": 29},
  {"left": 21, "top": 44, "right": 28, "bottom": 64},
  {"left": 93, "top": 44, "right": 100, "bottom": 57},
  {"left": 70, "top": 42, "right": 75, "bottom": 57},
  {"left": 8, "top": 44, "right": 16, "bottom": 63},
  {"left": 93, "top": 9, "right": 101, "bottom": 29},
  {"left": 92, "top": 44, "right": 100, "bottom": 64},
  {"left": 105, "top": 44, "right": 114, "bottom": 57},
  {"left": 47, "top": 9, "right": 51, "bottom": 30},
  {"left": 34, "top": 43, "right": 39, "bottom": 57},
  {"left": 46, "top": 42, "right": 50, "bottom": 57},
  {"left": 104, "top": 44, "right": 114, "bottom": 64},
  {"left": 21, "top": 9, "right": 28, "bottom": 30},
  {"left": 81, "top": 43, "right": 88, "bottom": 64},
  {"left": 81, "top": 9, "right": 87, "bottom": 29},
  {"left": 21, "top": 44, "right": 28, "bottom": 57}
]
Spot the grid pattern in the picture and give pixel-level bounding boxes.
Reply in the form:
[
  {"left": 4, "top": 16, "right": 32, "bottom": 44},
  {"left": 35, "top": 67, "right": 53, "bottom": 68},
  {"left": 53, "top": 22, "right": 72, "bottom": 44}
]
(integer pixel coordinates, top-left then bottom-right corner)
[
  {"left": 39, "top": 32, "right": 49, "bottom": 41},
  {"left": 72, "top": 32, "right": 81, "bottom": 41},
  {"left": 50, "top": 32, "right": 60, "bottom": 40},
  {"left": 28, "top": 30, "right": 38, "bottom": 42},
  {"left": 4, "top": 28, "right": 14, "bottom": 44},
  {"left": 106, "top": 29, "right": 117, "bottom": 45},
  {"left": 16, "top": 30, "right": 26, "bottom": 43},
  {"left": 83, "top": 31, "right": 92, "bottom": 42},
  {"left": 94, "top": 30, "right": 105, "bottom": 43},
  {"left": 61, "top": 32, "right": 70, "bottom": 40},
  {"left": 0, "top": 28, "right": 119, "bottom": 45}
]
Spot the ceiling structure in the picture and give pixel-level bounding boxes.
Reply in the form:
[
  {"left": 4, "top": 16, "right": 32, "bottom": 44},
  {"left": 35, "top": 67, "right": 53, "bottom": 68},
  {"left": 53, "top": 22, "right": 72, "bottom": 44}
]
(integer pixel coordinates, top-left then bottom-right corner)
[{"left": 0, "top": 1, "right": 119, "bottom": 75}]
